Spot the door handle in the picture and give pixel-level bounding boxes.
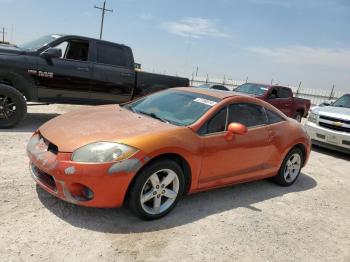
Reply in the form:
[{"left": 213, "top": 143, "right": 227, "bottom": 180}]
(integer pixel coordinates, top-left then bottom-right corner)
[{"left": 77, "top": 67, "right": 89, "bottom": 72}]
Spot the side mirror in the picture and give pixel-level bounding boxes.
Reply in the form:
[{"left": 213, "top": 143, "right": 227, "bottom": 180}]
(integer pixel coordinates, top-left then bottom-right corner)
[
  {"left": 225, "top": 123, "right": 248, "bottom": 140},
  {"left": 40, "top": 48, "right": 62, "bottom": 59},
  {"left": 319, "top": 100, "right": 333, "bottom": 107}
]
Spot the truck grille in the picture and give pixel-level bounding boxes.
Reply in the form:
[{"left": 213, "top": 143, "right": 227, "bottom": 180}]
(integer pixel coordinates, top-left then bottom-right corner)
[
  {"left": 318, "top": 115, "right": 350, "bottom": 133},
  {"left": 319, "top": 115, "right": 350, "bottom": 125}
]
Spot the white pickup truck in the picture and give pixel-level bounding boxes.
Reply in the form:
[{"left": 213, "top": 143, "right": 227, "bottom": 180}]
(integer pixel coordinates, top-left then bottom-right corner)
[{"left": 305, "top": 93, "right": 350, "bottom": 154}]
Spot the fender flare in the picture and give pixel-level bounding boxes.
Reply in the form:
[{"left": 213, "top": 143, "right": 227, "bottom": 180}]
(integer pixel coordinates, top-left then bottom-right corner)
[{"left": 0, "top": 70, "right": 37, "bottom": 101}]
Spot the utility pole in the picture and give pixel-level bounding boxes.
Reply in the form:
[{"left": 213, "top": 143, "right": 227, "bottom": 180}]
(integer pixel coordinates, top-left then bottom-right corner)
[
  {"left": 0, "top": 27, "right": 6, "bottom": 42},
  {"left": 94, "top": 1, "right": 113, "bottom": 40}
]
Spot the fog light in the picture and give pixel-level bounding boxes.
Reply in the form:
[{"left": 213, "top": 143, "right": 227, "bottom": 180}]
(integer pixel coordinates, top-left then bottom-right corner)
[{"left": 69, "top": 183, "right": 94, "bottom": 201}]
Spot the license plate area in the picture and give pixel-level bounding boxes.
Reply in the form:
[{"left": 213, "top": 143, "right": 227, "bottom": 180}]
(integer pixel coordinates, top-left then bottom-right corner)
[{"left": 326, "top": 135, "right": 339, "bottom": 145}]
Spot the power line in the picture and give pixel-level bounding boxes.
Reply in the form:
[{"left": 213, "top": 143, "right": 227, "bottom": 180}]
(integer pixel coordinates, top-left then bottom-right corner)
[{"left": 94, "top": 0, "right": 113, "bottom": 40}]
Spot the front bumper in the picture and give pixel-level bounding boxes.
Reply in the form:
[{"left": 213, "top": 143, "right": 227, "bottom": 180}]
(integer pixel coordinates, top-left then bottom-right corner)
[
  {"left": 27, "top": 134, "right": 147, "bottom": 208},
  {"left": 304, "top": 121, "right": 350, "bottom": 154}
]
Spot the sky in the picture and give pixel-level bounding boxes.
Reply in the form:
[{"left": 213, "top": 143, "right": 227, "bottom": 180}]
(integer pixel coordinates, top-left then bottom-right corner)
[{"left": 0, "top": 0, "right": 349, "bottom": 91}]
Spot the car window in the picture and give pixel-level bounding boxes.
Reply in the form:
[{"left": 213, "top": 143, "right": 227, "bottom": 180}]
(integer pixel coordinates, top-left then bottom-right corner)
[
  {"left": 235, "top": 83, "right": 269, "bottom": 96},
  {"left": 228, "top": 103, "right": 267, "bottom": 128},
  {"left": 266, "top": 109, "right": 285, "bottom": 124},
  {"left": 97, "top": 43, "right": 127, "bottom": 67},
  {"left": 198, "top": 107, "right": 227, "bottom": 135},
  {"left": 278, "top": 88, "right": 291, "bottom": 98},
  {"left": 212, "top": 85, "right": 229, "bottom": 91},
  {"left": 125, "top": 90, "right": 221, "bottom": 126},
  {"left": 53, "top": 41, "right": 68, "bottom": 58},
  {"left": 268, "top": 88, "right": 278, "bottom": 99}
]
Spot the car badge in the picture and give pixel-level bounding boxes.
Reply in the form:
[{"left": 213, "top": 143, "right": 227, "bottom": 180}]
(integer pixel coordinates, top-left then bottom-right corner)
[{"left": 333, "top": 121, "right": 343, "bottom": 127}]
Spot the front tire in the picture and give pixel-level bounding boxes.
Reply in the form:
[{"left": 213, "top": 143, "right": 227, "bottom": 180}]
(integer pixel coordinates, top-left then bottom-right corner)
[
  {"left": 0, "top": 84, "right": 27, "bottom": 128},
  {"left": 128, "top": 159, "right": 185, "bottom": 220},
  {"left": 273, "top": 148, "right": 303, "bottom": 186}
]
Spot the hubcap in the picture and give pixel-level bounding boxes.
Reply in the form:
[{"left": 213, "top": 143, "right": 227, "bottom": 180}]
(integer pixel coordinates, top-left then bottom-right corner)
[
  {"left": 284, "top": 153, "right": 302, "bottom": 183},
  {"left": 140, "top": 169, "right": 179, "bottom": 215},
  {"left": 0, "top": 95, "right": 16, "bottom": 120}
]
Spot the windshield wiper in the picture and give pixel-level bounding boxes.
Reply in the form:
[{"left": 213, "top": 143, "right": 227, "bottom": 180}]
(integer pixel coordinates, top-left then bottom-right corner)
[{"left": 135, "top": 110, "right": 169, "bottom": 123}]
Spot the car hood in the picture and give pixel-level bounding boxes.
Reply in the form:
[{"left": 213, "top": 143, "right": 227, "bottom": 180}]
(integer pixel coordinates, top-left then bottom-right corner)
[
  {"left": 39, "top": 105, "right": 177, "bottom": 152},
  {"left": 0, "top": 45, "right": 25, "bottom": 55},
  {"left": 312, "top": 106, "right": 350, "bottom": 120}
]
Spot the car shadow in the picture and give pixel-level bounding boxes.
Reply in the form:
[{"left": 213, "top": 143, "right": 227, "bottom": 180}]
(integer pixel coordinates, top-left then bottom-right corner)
[
  {"left": 37, "top": 172, "right": 317, "bottom": 233},
  {"left": 1, "top": 113, "right": 60, "bottom": 133},
  {"left": 311, "top": 145, "right": 350, "bottom": 161}
]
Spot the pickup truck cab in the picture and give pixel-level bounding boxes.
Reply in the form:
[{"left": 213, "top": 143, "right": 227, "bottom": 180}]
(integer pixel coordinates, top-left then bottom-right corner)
[
  {"left": 234, "top": 83, "right": 311, "bottom": 121},
  {"left": 0, "top": 34, "right": 189, "bottom": 128}
]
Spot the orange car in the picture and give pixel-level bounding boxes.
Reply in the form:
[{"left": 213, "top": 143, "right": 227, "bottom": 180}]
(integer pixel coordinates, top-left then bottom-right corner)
[{"left": 27, "top": 87, "right": 311, "bottom": 220}]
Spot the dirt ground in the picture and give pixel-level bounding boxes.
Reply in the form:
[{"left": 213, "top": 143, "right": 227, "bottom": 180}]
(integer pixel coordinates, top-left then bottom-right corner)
[{"left": 1, "top": 104, "right": 350, "bottom": 262}]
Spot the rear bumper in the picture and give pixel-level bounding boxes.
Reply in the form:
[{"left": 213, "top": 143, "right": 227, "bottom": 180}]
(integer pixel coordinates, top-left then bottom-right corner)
[{"left": 304, "top": 121, "right": 350, "bottom": 154}]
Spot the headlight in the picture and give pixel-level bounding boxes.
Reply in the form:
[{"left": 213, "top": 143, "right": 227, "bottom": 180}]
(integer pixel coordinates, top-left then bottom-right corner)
[
  {"left": 72, "top": 142, "right": 138, "bottom": 163},
  {"left": 307, "top": 112, "right": 318, "bottom": 124}
]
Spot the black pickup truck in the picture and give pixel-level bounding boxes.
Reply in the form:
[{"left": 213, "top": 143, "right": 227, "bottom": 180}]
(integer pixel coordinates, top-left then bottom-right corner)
[{"left": 0, "top": 34, "right": 189, "bottom": 128}]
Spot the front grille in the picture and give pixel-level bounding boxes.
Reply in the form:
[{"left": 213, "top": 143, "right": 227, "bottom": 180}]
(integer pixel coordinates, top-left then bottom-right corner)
[
  {"left": 343, "top": 140, "right": 350, "bottom": 146},
  {"left": 319, "top": 115, "right": 350, "bottom": 125},
  {"left": 319, "top": 122, "right": 350, "bottom": 133},
  {"left": 31, "top": 165, "right": 57, "bottom": 191}
]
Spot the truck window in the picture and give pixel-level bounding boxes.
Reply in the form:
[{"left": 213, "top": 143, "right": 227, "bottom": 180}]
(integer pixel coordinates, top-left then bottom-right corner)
[
  {"left": 96, "top": 43, "right": 127, "bottom": 67},
  {"left": 278, "top": 88, "right": 291, "bottom": 98},
  {"left": 53, "top": 40, "right": 89, "bottom": 61}
]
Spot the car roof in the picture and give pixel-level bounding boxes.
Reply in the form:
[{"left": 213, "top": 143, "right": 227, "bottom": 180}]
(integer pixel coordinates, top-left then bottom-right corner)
[
  {"left": 243, "top": 82, "right": 289, "bottom": 89},
  {"left": 175, "top": 87, "right": 249, "bottom": 99}
]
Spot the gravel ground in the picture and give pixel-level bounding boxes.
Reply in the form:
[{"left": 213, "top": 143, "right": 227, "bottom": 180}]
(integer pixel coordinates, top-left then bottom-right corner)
[{"left": 1, "top": 104, "right": 350, "bottom": 262}]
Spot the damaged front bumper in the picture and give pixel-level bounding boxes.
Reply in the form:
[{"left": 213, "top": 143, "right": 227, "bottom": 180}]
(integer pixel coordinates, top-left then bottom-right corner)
[{"left": 27, "top": 133, "right": 149, "bottom": 208}]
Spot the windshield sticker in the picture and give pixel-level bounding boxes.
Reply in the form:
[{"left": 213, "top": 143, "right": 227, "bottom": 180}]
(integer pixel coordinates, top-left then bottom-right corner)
[{"left": 194, "top": 98, "right": 217, "bottom": 106}]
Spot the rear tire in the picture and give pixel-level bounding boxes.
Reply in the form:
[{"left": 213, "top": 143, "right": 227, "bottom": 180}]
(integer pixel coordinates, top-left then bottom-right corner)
[
  {"left": 0, "top": 84, "right": 27, "bottom": 128},
  {"left": 294, "top": 112, "right": 303, "bottom": 122},
  {"left": 273, "top": 148, "right": 304, "bottom": 186},
  {"left": 128, "top": 159, "right": 185, "bottom": 220}
]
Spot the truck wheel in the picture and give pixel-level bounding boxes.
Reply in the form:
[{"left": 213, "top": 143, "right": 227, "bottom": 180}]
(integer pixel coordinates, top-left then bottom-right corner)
[
  {"left": 0, "top": 84, "right": 27, "bottom": 128},
  {"left": 294, "top": 112, "right": 303, "bottom": 122}
]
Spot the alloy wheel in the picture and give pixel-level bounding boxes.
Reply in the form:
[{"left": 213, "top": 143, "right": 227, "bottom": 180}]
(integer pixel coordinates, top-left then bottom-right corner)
[
  {"left": 140, "top": 169, "right": 179, "bottom": 215},
  {"left": 0, "top": 95, "right": 17, "bottom": 120},
  {"left": 284, "top": 153, "right": 301, "bottom": 183}
]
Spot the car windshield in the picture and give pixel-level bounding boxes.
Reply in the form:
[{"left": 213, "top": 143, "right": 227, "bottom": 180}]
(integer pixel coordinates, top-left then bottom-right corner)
[
  {"left": 18, "top": 34, "right": 62, "bottom": 50},
  {"left": 235, "top": 83, "right": 269, "bottom": 96},
  {"left": 332, "top": 94, "right": 350, "bottom": 108},
  {"left": 123, "top": 90, "right": 221, "bottom": 126}
]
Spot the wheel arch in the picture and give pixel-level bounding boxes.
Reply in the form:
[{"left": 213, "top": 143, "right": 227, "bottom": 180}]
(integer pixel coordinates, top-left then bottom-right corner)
[
  {"left": 124, "top": 152, "right": 192, "bottom": 204},
  {"left": 290, "top": 143, "right": 307, "bottom": 167},
  {"left": 0, "top": 71, "right": 37, "bottom": 101}
]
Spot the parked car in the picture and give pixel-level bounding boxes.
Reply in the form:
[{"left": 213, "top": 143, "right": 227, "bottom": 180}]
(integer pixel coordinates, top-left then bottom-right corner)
[
  {"left": 27, "top": 87, "right": 311, "bottom": 220},
  {"left": 195, "top": 83, "right": 231, "bottom": 91},
  {"left": 234, "top": 83, "right": 311, "bottom": 121},
  {"left": 305, "top": 93, "right": 350, "bottom": 154},
  {"left": 0, "top": 34, "right": 189, "bottom": 128}
]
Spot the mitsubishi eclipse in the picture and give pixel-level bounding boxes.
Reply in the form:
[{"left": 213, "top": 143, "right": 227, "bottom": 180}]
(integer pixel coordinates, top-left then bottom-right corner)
[{"left": 27, "top": 87, "right": 311, "bottom": 220}]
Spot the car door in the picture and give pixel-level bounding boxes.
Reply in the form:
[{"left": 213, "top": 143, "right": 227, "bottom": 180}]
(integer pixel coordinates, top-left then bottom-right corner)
[
  {"left": 198, "top": 103, "right": 273, "bottom": 189},
  {"left": 90, "top": 42, "right": 135, "bottom": 104},
  {"left": 267, "top": 87, "right": 293, "bottom": 117},
  {"left": 36, "top": 38, "right": 92, "bottom": 103}
]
